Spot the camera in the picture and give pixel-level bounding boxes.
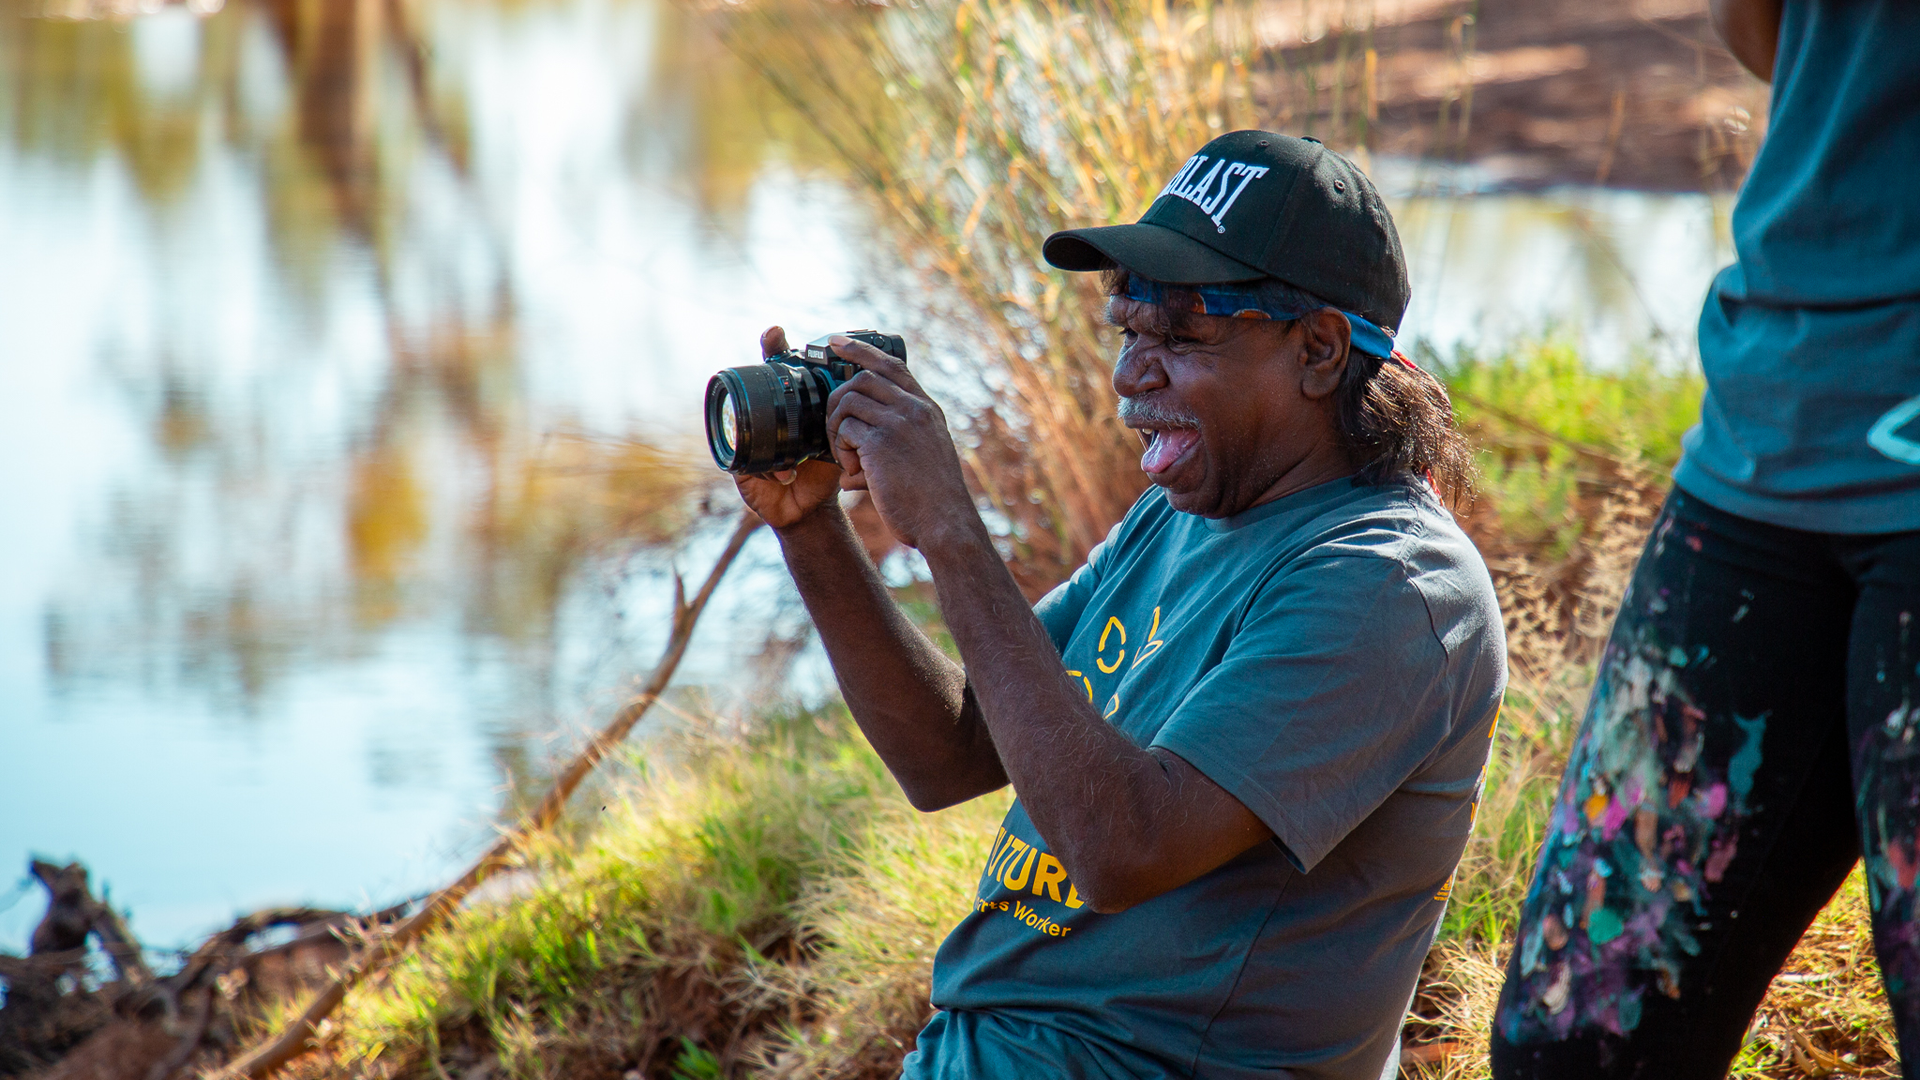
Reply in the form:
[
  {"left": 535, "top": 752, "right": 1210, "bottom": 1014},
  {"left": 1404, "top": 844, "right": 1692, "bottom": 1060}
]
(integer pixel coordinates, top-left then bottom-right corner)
[{"left": 705, "top": 330, "right": 908, "bottom": 474}]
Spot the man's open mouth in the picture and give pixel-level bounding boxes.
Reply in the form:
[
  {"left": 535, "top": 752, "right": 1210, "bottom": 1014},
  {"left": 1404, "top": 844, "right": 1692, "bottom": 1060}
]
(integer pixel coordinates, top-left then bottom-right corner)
[{"left": 1139, "top": 427, "right": 1201, "bottom": 475}]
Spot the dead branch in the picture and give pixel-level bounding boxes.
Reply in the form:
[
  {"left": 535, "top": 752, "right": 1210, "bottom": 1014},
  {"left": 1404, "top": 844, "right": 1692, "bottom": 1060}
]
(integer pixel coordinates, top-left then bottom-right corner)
[
  {"left": 2, "top": 863, "right": 156, "bottom": 1076},
  {"left": 167, "top": 907, "right": 382, "bottom": 994},
  {"left": 22, "top": 860, "right": 152, "bottom": 988}
]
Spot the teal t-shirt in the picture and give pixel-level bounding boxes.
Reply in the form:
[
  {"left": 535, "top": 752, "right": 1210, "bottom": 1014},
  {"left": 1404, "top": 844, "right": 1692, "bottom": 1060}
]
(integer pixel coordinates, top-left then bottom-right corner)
[
  {"left": 1674, "top": 0, "right": 1920, "bottom": 532},
  {"left": 901, "top": 478, "right": 1506, "bottom": 1080}
]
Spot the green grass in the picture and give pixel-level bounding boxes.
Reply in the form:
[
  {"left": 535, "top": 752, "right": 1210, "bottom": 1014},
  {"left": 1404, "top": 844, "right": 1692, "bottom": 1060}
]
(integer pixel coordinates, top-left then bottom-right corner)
[
  {"left": 1429, "top": 337, "right": 1704, "bottom": 560},
  {"left": 1438, "top": 714, "right": 1562, "bottom": 948},
  {"left": 299, "top": 707, "right": 1004, "bottom": 1080},
  {"left": 1436, "top": 339, "right": 1703, "bottom": 467},
  {"left": 317, "top": 708, "right": 885, "bottom": 1076}
]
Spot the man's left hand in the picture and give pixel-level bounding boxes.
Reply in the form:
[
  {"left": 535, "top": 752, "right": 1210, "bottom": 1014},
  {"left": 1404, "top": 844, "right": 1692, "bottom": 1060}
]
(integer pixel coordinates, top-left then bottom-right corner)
[{"left": 824, "top": 335, "right": 976, "bottom": 551}]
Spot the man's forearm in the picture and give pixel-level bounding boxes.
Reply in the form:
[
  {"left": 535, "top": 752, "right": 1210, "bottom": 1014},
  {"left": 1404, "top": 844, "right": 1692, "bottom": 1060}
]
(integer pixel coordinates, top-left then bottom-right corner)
[
  {"left": 917, "top": 517, "right": 1192, "bottom": 911},
  {"left": 777, "top": 504, "right": 1006, "bottom": 810}
]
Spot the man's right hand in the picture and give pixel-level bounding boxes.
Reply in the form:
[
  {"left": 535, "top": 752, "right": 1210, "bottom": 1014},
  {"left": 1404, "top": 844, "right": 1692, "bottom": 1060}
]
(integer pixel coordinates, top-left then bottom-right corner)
[{"left": 731, "top": 326, "right": 846, "bottom": 531}]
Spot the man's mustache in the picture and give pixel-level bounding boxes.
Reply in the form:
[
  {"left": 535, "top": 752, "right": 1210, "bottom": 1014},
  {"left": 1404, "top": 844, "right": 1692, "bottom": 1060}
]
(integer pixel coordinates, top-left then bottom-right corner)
[{"left": 1117, "top": 395, "right": 1201, "bottom": 429}]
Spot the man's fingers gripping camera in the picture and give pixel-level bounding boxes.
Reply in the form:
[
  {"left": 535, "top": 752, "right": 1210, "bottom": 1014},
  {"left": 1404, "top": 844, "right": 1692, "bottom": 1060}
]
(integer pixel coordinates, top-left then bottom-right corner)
[{"left": 704, "top": 330, "right": 908, "bottom": 474}]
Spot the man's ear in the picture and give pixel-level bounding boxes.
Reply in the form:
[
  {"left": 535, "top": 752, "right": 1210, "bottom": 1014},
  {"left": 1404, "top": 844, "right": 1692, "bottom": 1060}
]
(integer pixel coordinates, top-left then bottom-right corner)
[{"left": 1297, "top": 308, "right": 1351, "bottom": 400}]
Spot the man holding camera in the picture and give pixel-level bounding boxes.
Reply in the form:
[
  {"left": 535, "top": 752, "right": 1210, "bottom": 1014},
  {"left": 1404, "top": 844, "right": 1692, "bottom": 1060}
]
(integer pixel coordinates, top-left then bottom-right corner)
[{"left": 731, "top": 131, "right": 1506, "bottom": 1080}]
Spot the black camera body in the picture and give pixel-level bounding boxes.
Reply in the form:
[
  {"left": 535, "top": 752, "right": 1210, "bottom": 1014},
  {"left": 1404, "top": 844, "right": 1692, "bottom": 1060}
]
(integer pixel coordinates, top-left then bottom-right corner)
[{"left": 705, "top": 331, "right": 908, "bottom": 474}]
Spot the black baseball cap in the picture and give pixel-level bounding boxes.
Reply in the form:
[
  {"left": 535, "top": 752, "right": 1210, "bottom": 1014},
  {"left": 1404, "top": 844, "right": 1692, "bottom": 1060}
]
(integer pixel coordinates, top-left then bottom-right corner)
[{"left": 1042, "top": 130, "right": 1410, "bottom": 334}]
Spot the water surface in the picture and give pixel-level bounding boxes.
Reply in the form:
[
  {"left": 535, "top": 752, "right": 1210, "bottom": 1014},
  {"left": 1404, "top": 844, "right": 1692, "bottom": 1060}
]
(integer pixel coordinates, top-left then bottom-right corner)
[{"left": 0, "top": 0, "right": 867, "bottom": 951}]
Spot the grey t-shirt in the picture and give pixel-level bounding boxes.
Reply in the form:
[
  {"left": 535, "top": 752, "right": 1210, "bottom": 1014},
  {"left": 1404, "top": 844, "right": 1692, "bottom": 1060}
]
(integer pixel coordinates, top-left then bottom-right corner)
[
  {"left": 1674, "top": 0, "right": 1920, "bottom": 532},
  {"left": 902, "top": 477, "right": 1506, "bottom": 1080}
]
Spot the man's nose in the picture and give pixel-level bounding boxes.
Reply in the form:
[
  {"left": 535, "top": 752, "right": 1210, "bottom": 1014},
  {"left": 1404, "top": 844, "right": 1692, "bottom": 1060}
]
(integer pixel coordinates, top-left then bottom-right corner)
[{"left": 1112, "top": 342, "right": 1167, "bottom": 398}]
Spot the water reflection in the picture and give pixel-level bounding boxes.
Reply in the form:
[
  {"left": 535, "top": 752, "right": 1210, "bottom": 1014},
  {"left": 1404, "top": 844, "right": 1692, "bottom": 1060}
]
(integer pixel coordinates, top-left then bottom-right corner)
[
  {"left": 1395, "top": 184, "right": 1734, "bottom": 367},
  {"left": 1, "top": 0, "right": 1730, "bottom": 953},
  {"left": 0, "top": 0, "right": 866, "bottom": 950}
]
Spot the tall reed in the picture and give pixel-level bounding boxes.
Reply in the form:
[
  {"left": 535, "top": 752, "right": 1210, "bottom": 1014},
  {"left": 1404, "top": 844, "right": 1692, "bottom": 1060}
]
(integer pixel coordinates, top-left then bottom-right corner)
[{"left": 720, "top": 0, "right": 1287, "bottom": 592}]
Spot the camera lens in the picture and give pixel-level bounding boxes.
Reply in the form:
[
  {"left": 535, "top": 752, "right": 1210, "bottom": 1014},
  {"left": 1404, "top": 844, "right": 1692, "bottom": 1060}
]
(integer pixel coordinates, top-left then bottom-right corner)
[
  {"left": 704, "top": 362, "right": 832, "bottom": 473},
  {"left": 719, "top": 393, "right": 741, "bottom": 454}
]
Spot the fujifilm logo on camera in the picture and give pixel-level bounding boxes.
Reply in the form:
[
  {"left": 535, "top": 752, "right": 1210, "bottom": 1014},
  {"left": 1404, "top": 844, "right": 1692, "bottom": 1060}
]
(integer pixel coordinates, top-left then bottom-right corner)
[{"left": 1157, "top": 155, "right": 1270, "bottom": 234}]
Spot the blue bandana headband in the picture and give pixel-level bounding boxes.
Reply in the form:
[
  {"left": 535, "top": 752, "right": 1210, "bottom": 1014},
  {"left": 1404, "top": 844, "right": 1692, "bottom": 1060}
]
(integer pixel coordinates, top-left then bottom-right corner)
[{"left": 1121, "top": 275, "right": 1401, "bottom": 362}]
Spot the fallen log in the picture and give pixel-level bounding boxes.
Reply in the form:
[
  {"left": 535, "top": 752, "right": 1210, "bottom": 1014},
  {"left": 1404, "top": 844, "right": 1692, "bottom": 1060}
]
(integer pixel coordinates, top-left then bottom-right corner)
[{"left": 0, "top": 881, "right": 403, "bottom": 1080}]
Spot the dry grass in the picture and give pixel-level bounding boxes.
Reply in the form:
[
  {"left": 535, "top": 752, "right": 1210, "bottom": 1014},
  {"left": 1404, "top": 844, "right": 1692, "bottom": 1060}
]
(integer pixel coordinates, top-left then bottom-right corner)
[
  {"left": 1733, "top": 870, "right": 1900, "bottom": 1079},
  {"left": 751, "top": 790, "right": 1011, "bottom": 1079},
  {"left": 718, "top": 0, "right": 1278, "bottom": 594}
]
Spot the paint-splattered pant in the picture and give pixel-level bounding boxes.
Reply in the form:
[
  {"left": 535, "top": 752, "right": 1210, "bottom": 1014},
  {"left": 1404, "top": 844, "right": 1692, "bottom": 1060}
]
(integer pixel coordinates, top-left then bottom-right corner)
[{"left": 1492, "top": 487, "right": 1920, "bottom": 1079}]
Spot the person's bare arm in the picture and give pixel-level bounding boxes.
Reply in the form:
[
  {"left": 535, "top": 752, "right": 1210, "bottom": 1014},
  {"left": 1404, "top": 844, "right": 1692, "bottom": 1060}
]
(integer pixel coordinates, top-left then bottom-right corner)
[
  {"left": 919, "top": 516, "right": 1272, "bottom": 912},
  {"left": 1711, "top": 0, "right": 1783, "bottom": 82},
  {"left": 772, "top": 502, "right": 1009, "bottom": 809},
  {"left": 821, "top": 339, "right": 1272, "bottom": 913},
  {"left": 733, "top": 328, "right": 1006, "bottom": 811}
]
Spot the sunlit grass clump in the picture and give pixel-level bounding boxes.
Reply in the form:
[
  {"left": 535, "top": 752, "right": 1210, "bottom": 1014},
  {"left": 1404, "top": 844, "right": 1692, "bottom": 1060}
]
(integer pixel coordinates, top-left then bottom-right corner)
[{"left": 296, "top": 710, "right": 1005, "bottom": 1080}]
